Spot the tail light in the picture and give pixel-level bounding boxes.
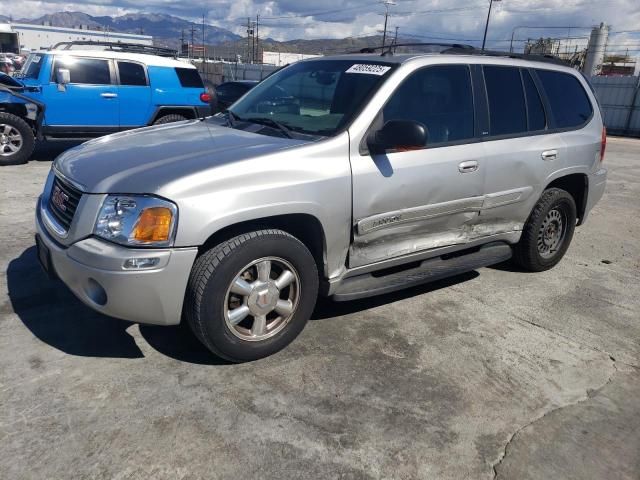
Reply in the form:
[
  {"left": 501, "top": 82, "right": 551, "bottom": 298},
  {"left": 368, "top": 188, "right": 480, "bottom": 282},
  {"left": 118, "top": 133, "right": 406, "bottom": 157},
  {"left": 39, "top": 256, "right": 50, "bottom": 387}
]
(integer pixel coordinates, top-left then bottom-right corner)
[
  {"left": 600, "top": 126, "right": 607, "bottom": 163},
  {"left": 200, "top": 92, "right": 211, "bottom": 103}
]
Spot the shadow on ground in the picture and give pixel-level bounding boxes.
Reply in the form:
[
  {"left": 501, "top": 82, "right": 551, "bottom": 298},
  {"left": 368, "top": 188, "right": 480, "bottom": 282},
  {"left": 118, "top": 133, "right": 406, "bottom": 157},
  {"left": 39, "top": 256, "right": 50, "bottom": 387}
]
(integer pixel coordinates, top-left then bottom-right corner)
[
  {"left": 8, "top": 245, "right": 479, "bottom": 363},
  {"left": 31, "top": 141, "right": 83, "bottom": 163}
]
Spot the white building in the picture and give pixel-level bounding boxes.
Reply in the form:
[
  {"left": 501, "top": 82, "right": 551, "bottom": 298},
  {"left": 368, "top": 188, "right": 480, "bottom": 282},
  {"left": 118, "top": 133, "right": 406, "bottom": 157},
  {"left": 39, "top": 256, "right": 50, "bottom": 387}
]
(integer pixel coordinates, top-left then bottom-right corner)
[
  {"left": 262, "top": 51, "right": 321, "bottom": 67},
  {"left": 2, "top": 23, "right": 152, "bottom": 52}
]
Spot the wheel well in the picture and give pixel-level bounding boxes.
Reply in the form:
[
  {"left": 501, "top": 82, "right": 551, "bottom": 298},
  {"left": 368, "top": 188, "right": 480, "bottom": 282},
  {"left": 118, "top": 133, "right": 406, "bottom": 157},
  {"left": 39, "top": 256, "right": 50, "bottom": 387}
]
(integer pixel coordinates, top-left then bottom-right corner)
[
  {"left": 151, "top": 107, "right": 196, "bottom": 123},
  {"left": 0, "top": 103, "right": 33, "bottom": 127},
  {"left": 200, "top": 214, "right": 327, "bottom": 278},
  {"left": 546, "top": 174, "right": 588, "bottom": 224}
]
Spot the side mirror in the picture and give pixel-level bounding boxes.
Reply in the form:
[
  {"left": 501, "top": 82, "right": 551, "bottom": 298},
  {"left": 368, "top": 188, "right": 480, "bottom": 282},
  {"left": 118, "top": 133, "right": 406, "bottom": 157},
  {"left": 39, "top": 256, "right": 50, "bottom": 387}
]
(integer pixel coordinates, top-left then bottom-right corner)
[
  {"left": 56, "top": 68, "right": 70, "bottom": 85},
  {"left": 368, "top": 120, "right": 428, "bottom": 154}
]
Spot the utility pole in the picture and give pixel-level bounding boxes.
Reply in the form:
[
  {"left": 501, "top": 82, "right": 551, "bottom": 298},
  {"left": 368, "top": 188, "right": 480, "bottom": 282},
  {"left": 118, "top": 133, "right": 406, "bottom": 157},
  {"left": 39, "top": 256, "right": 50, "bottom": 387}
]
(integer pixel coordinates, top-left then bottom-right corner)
[
  {"left": 380, "top": 1, "right": 396, "bottom": 50},
  {"left": 202, "top": 13, "right": 206, "bottom": 76},
  {"left": 481, "top": 0, "right": 501, "bottom": 52},
  {"left": 189, "top": 26, "right": 197, "bottom": 60},
  {"left": 247, "top": 17, "right": 252, "bottom": 64},
  {"left": 180, "top": 29, "right": 185, "bottom": 56},
  {"left": 256, "top": 14, "right": 260, "bottom": 64}
]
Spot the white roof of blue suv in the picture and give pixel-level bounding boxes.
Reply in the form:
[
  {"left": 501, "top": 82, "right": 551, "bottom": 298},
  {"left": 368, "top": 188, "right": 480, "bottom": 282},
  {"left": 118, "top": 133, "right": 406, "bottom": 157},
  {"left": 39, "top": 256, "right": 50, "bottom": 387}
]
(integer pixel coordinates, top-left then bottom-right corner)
[{"left": 35, "top": 49, "right": 196, "bottom": 69}]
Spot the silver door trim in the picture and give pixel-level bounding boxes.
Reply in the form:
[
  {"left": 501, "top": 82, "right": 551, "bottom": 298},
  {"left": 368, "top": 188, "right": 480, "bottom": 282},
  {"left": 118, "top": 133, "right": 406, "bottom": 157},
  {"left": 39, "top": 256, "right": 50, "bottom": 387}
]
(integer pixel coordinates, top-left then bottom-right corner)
[{"left": 356, "top": 196, "right": 485, "bottom": 235}]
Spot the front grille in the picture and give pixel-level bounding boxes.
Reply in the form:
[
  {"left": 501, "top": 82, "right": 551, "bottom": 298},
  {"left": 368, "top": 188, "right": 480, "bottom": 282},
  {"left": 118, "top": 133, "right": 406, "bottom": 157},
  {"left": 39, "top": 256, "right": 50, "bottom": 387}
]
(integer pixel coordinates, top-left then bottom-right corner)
[{"left": 48, "top": 175, "right": 82, "bottom": 232}]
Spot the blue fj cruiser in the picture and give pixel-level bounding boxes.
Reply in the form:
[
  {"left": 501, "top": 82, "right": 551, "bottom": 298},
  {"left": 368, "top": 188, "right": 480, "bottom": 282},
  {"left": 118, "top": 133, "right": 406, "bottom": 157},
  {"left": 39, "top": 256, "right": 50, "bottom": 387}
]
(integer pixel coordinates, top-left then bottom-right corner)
[{"left": 0, "top": 42, "right": 211, "bottom": 165}]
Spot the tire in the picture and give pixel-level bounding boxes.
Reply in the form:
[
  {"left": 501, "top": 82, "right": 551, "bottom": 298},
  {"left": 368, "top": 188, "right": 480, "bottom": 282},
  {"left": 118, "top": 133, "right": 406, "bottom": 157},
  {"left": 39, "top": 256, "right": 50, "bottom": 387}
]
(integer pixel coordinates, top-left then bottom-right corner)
[
  {"left": 153, "top": 114, "right": 188, "bottom": 125},
  {"left": 0, "top": 112, "right": 35, "bottom": 166},
  {"left": 185, "top": 229, "right": 319, "bottom": 362},
  {"left": 513, "top": 188, "right": 577, "bottom": 272}
]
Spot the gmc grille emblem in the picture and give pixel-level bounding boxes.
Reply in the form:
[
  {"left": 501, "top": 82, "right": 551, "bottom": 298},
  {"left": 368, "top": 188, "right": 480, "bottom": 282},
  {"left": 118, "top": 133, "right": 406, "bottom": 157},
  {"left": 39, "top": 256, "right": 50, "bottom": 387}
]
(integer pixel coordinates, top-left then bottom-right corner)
[{"left": 51, "top": 185, "right": 69, "bottom": 212}]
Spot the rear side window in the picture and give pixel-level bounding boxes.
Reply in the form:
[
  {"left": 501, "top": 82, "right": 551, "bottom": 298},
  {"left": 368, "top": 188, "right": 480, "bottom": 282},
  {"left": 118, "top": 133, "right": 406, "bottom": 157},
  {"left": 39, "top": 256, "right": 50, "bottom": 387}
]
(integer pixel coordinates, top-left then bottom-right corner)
[
  {"left": 175, "top": 67, "right": 204, "bottom": 88},
  {"left": 484, "top": 66, "right": 527, "bottom": 136},
  {"left": 536, "top": 70, "right": 593, "bottom": 128},
  {"left": 522, "top": 70, "right": 546, "bottom": 131},
  {"left": 54, "top": 57, "right": 111, "bottom": 85},
  {"left": 118, "top": 61, "right": 147, "bottom": 86},
  {"left": 382, "top": 65, "right": 475, "bottom": 145}
]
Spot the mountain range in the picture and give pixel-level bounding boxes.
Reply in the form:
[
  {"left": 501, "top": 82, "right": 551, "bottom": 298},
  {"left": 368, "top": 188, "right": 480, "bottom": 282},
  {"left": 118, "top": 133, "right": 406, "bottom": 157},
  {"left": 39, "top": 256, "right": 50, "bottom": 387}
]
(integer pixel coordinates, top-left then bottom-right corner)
[{"left": 0, "top": 11, "right": 408, "bottom": 56}]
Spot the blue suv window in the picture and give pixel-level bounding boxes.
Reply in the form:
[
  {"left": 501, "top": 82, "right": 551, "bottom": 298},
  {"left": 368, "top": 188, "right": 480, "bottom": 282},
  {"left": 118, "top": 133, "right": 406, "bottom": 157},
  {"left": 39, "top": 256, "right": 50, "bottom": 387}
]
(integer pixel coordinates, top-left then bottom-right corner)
[
  {"left": 53, "top": 57, "right": 111, "bottom": 85},
  {"left": 118, "top": 61, "right": 147, "bottom": 86},
  {"left": 175, "top": 68, "right": 203, "bottom": 88}
]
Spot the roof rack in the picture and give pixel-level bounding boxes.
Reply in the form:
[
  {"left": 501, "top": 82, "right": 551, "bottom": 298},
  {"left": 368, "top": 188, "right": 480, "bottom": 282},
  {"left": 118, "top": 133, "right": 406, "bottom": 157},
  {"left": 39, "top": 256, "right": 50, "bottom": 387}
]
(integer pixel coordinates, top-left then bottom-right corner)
[
  {"left": 356, "top": 43, "right": 475, "bottom": 55},
  {"left": 354, "top": 42, "right": 569, "bottom": 66},
  {"left": 50, "top": 41, "right": 178, "bottom": 58}
]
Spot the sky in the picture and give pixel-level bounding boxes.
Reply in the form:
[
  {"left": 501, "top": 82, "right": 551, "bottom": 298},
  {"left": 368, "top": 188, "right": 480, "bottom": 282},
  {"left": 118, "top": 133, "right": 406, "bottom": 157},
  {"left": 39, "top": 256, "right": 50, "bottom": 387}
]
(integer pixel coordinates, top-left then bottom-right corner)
[{"left": 5, "top": 0, "right": 640, "bottom": 55}]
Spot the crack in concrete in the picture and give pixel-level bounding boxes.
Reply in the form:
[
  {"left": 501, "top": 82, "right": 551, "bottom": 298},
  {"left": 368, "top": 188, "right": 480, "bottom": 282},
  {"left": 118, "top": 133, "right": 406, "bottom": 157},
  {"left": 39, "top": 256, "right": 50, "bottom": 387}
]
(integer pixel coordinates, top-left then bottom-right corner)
[{"left": 490, "top": 359, "right": 620, "bottom": 480}]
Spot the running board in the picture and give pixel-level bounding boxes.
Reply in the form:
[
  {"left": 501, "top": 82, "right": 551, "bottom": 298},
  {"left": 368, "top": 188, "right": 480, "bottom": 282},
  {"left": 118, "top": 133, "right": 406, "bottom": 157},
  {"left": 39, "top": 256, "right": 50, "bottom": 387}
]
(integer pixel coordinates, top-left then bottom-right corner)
[{"left": 331, "top": 242, "right": 512, "bottom": 302}]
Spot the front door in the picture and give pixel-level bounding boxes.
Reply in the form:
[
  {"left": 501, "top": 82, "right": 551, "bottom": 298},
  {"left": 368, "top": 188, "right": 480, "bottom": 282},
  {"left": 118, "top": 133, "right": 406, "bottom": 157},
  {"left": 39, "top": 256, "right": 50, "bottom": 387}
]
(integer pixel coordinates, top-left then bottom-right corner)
[
  {"left": 349, "top": 64, "right": 484, "bottom": 268},
  {"left": 43, "top": 56, "right": 119, "bottom": 129}
]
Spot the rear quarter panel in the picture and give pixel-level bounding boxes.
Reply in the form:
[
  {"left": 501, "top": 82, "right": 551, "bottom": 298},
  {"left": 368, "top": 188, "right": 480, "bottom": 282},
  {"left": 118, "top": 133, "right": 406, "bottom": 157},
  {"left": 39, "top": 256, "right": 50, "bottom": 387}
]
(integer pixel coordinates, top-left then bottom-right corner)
[{"left": 148, "top": 66, "right": 203, "bottom": 107}]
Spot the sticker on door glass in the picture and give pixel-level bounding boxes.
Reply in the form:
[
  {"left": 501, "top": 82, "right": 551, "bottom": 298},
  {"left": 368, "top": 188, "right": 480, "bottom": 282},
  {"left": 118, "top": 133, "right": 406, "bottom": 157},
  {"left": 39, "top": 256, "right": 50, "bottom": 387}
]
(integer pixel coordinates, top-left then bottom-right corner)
[{"left": 345, "top": 64, "right": 391, "bottom": 75}]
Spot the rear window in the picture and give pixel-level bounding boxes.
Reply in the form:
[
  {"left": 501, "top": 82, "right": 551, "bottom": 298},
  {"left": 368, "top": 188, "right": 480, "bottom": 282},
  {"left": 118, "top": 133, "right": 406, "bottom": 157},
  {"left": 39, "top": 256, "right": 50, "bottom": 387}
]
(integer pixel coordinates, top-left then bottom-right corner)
[
  {"left": 175, "top": 67, "right": 204, "bottom": 88},
  {"left": 536, "top": 70, "right": 593, "bottom": 128},
  {"left": 118, "top": 61, "right": 148, "bottom": 86},
  {"left": 484, "top": 66, "right": 527, "bottom": 136}
]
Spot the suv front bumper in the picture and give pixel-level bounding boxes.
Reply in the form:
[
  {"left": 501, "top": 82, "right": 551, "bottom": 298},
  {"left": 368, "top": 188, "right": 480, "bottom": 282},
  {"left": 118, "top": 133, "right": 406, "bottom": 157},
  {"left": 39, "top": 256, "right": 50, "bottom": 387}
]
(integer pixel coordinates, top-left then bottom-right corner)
[{"left": 36, "top": 199, "right": 198, "bottom": 326}]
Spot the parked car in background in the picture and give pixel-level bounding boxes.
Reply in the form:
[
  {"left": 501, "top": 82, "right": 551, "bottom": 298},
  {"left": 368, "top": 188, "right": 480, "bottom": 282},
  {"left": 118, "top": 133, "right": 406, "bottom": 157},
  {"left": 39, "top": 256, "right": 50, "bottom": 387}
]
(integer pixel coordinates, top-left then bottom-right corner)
[
  {"left": 213, "top": 80, "right": 258, "bottom": 112},
  {"left": 35, "top": 48, "right": 607, "bottom": 362},
  {"left": 0, "top": 41, "right": 211, "bottom": 165}
]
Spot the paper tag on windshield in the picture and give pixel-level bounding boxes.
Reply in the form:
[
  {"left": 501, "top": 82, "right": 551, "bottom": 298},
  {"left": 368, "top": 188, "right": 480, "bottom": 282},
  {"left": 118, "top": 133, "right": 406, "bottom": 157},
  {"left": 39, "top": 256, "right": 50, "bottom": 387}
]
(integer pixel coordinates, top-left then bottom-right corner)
[{"left": 346, "top": 64, "right": 391, "bottom": 75}]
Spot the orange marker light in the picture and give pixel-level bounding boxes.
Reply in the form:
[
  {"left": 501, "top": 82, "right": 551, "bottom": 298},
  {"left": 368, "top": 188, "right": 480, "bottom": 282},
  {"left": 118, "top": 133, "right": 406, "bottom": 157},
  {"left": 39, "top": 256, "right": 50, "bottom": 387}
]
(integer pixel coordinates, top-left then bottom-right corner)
[{"left": 132, "top": 207, "right": 173, "bottom": 243}]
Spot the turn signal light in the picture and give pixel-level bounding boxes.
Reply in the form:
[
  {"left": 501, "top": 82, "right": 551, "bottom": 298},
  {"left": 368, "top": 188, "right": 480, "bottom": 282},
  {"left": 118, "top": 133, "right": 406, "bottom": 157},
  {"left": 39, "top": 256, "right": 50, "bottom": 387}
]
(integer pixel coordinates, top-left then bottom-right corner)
[{"left": 132, "top": 207, "right": 173, "bottom": 243}]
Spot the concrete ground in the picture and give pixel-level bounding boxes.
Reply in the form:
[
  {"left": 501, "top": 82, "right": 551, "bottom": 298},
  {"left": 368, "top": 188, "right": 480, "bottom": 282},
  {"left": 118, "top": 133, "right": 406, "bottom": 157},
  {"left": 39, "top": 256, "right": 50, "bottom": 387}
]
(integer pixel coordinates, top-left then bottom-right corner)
[{"left": 0, "top": 138, "right": 638, "bottom": 480}]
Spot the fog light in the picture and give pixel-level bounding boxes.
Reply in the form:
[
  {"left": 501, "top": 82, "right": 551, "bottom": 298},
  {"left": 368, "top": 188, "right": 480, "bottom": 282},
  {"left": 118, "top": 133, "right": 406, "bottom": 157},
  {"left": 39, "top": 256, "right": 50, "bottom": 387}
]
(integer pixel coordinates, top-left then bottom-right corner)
[{"left": 123, "top": 257, "right": 160, "bottom": 270}]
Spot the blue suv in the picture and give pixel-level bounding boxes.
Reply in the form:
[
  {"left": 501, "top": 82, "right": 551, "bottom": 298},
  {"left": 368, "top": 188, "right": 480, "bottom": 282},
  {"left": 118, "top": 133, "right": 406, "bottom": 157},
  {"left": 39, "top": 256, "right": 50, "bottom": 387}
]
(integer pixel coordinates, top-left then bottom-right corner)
[{"left": 0, "top": 42, "right": 211, "bottom": 165}]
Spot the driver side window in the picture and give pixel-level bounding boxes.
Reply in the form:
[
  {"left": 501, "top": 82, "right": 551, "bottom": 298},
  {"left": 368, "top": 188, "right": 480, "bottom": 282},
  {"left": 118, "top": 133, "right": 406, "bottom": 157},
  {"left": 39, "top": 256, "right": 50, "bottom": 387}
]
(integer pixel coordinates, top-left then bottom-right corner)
[{"left": 382, "top": 65, "right": 475, "bottom": 146}]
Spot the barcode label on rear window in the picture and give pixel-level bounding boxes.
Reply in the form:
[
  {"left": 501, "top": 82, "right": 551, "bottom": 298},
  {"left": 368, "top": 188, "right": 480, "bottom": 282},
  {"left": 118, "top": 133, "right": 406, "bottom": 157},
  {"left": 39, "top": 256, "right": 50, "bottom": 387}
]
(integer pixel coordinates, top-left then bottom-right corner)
[{"left": 346, "top": 64, "right": 391, "bottom": 75}]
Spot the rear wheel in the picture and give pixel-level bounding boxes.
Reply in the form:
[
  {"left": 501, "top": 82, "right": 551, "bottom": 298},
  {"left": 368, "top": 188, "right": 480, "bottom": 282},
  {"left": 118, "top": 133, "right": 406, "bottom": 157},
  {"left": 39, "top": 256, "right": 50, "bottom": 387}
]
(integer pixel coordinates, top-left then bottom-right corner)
[
  {"left": 513, "top": 188, "right": 577, "bottom": 271},
  {"left": 0, "top": 112, "right": 35, "bottom": 166},
  {"left": 153, "top": 114, "right": 188, "bottom": 125},
  {"left": 185, "top": 229, "right": 319, "bottom": 362}
]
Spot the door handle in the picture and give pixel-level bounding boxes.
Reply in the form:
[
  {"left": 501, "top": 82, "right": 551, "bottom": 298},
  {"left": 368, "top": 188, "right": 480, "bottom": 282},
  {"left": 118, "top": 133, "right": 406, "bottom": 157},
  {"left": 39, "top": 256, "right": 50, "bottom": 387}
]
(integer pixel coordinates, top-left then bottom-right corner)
[
  {"left": 458, "top": 160, "right": 479, "bottom": 173},
  {"left": 541, "top": 149, "right": 558, "bottom": 161},
  {"left": 100, "top": 93, "right": 118, "bottom": 99}
]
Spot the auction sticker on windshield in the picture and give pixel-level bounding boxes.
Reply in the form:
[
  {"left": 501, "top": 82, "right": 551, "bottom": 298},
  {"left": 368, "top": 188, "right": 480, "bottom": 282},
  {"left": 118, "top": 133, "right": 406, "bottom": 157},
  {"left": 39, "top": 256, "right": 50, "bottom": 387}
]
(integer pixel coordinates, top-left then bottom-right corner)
[{"left": 346, "top": 64, "right": 392, "bottom": 75}]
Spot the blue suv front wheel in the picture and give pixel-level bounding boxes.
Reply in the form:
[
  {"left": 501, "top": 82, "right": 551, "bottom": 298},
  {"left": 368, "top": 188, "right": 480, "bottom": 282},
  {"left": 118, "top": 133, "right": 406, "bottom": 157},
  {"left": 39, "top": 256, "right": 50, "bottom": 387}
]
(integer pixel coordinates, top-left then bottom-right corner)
[{"left": 0, "top": 112, "right": 35, "bottom": 166}]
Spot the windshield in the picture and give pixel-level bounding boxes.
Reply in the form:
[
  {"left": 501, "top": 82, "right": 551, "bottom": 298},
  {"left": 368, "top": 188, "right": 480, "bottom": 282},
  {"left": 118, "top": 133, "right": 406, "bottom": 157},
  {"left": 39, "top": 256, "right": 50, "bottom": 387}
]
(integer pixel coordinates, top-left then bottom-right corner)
[
  {"left": 19, "top": 54, "right": 45, "bottom": 80},
  {"left": 229, "top": 59, "right": 395, "bottom": 137}
]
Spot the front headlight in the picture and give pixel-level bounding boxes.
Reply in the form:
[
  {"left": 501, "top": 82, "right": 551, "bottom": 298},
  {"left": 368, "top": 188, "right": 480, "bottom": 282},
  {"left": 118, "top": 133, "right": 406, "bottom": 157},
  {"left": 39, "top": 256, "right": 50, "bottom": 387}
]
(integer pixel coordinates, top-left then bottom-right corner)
[{"left": 94, "top": 195, "right": 178, "bottom": 247}]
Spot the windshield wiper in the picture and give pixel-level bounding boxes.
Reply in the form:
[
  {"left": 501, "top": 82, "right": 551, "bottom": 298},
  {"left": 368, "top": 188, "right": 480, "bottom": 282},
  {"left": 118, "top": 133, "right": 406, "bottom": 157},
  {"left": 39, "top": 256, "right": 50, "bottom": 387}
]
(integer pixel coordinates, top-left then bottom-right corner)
[{"left": 236, "top": 115, "right": 294, "bottom": 139}]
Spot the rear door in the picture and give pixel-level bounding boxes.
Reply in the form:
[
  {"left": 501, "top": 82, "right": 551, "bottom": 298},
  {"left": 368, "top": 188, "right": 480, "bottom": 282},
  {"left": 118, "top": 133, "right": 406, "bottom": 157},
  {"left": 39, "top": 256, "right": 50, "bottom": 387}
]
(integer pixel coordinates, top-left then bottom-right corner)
[
  {"left": 477, "top": 65, "right": 566, "bottom": 233},
  {"left": 116, "top": 60, "right": 152, "bottom": 127},
  {"left": 349, "top": 64, "right": 485, "bottom": 268},
  {"left": 43, "top": 56, "right": 119, "bottom": 128}
]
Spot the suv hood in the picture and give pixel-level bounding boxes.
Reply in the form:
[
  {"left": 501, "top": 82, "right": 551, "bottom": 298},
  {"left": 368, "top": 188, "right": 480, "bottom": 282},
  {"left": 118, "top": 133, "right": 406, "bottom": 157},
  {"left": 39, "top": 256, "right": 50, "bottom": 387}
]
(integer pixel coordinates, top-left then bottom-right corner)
[{"left": 54, "top": 120, "right": 307, "bottom": 194}]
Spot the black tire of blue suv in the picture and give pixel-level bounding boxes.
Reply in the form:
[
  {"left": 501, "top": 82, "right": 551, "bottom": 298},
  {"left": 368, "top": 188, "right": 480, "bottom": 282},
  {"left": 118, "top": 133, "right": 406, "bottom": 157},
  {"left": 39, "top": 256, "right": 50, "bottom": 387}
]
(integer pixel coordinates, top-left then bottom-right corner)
[
  {"left": 513, "top": 188, "right": 577, "bottom": 272},
  {"left": 0, "top": 112, "right": 35, "bottom": 166},
  {"left": 153, "top": 114, "right": 188, "bottom": 125},
  {"left": 185, "top": 229, "right": 319, "bottom": 362}
]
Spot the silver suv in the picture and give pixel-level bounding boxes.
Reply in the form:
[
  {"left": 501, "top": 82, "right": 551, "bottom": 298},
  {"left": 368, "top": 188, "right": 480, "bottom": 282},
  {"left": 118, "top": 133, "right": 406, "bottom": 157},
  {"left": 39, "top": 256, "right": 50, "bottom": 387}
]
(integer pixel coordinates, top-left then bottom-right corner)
[{"left": 35, "top": 50, "right": 607, "bottom": 362}]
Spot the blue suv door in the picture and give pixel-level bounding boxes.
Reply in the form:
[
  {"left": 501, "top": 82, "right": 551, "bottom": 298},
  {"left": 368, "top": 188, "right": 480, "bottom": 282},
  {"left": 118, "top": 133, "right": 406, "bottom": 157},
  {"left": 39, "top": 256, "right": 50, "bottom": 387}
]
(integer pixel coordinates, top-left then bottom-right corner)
[
  {"left": 43, "top": 56, "right": 119, "bottom": 128},
  {"left": 116, "top": 60, "right": 152, "bottom": 127}
]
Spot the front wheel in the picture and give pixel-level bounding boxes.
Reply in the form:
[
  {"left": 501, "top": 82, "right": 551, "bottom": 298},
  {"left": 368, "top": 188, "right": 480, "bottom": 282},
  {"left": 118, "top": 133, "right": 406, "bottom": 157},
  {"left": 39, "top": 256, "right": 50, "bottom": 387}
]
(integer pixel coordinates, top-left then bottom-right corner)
[
  {"left": 513, "top": 188, "right": 577, "bottom": 272},
  {"left": 185, "top": 229, "right": 319, "bottom": 362},
  {"left": 0, "top": 112, "right": 35, "bottom": 166}
]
